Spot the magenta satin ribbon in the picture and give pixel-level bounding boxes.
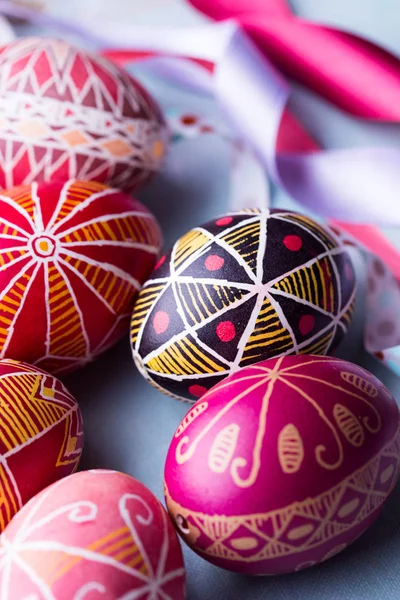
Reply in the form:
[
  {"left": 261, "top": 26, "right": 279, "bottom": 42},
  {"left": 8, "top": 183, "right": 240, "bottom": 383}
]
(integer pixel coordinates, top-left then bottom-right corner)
[{"left": 188, "top": 0, "right": 400, "bottom": 121}]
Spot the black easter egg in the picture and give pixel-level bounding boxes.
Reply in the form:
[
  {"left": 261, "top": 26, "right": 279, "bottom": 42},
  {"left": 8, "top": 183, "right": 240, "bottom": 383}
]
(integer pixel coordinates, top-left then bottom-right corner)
[{"left": 131, "top": 209, "right": 356, "bottom": 402}]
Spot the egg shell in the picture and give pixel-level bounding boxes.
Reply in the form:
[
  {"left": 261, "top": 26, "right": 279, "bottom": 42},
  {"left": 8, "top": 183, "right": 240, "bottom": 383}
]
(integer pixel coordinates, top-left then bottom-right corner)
[
  {"left": 0, "top": 359, "right": 83, "bottom": 532},
  {"left": 131, "top": 209, "right": 356, "bottom": 402},
  {"left": 0, "top": 37, "right": 168, "bottom": 192},
  {"left": 164, "top": 355, "right": 400, "bottom": 575},
  {"left": 0, "top": 180, "right": 162, "bottom": 374},
  {"left": 0, "top": 470, "right": 185, "bottom": 599}
]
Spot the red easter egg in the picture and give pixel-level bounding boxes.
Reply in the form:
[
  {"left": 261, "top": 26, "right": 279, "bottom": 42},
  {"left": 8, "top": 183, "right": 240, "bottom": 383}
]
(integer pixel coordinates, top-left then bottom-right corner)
[
  {"left": 0, "top": 470, "right": 186, "bottom": 599},
  {"left": 0, "top": 359, "right": 83, "bottom": 532},
  {"left": 165, "top": 355, "right": 400, "bottom": 575},
  {"left": 0, "top": 37, "right": 168, "bottom": 192},
  {"left": 0, "top": 180, "right": 162, "bottom": 374}
]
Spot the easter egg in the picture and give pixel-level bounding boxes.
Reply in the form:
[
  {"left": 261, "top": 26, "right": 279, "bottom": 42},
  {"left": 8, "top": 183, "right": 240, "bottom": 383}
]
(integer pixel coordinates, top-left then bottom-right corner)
[
  {"left": 164, "top": 355, "right": 400, "bottom": 575},
  {"left": 131, "top": 209, "right": 356, "bottom": 401},
  {"left": 0, "top": 180, "right": 162, "bottom": 374},
  {"left": 0, "top": 470, "right": 186, "bottom": 599},
  {"left": 0, "top": 359, "right": 83, "bottom": 532},
  {"left": 0, "top": 37, "right": 168, "bottom": 191}
]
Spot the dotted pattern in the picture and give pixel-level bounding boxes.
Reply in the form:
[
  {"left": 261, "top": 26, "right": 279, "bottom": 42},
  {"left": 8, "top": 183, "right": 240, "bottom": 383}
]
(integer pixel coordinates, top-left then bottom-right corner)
[{"left": 131, "top": 209, "right": 357, "bottom": 402}]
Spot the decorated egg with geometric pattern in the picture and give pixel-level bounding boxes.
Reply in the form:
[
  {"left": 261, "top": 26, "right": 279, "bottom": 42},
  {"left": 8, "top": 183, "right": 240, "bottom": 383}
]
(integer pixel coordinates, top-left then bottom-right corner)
[
  {"left": 164, "top": 355, "right": 400, "bottom": 575},
  {"left": 131, "top": 209, "right": 356, "bottom": 402},
  {"left": 0, "top": 359, "right": 83, "bottom": 533},
  {"left": 0, "top": 180, "right": 162, "bottom": 375},
  {"left": 0, "top": 37, "right": 168, "bottom": 192},
  {"left": 0, "top": 470, "right": 186, "bottom": 599}
]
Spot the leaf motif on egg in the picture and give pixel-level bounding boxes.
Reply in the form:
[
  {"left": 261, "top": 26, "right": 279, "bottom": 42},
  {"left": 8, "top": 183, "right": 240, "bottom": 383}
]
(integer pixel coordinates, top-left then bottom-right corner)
[
  {"left": 278, "top": 424, "right": 304, "bottom": 473},
  {"left": 333, "top": 404, "right": 365, "bottom": 447},
  {"left": 341, "top": 371, "right": 378, "bottom": 397},
  {"left": 175, "top": 402, "right": 209, "bottom": 438},
  {"left": 208, "top": 424, "right": 240, "bottom": 473}
]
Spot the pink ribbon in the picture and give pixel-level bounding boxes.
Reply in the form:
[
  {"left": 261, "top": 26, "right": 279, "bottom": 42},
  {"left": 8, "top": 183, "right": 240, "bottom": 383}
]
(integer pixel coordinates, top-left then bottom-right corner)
[{"left": 188, "top": 0, "right": 400, "bottom": 120}]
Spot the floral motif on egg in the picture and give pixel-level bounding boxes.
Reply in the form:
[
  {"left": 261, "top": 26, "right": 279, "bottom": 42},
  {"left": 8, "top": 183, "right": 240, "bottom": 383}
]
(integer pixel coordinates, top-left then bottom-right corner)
[
  {"left": 164, "top": 355, "right": 400, "bottom": 575},
  {"left": 0, "top": 359, "right": 83, "bottom": 532},
  {"left": 0, "top": 37, "right": 168, "bottom": 192},
  {"left": 0, "top": 180, "right": 162, "bottom": 374},
  {"left": 0, "top": 471, "right": 185, "bottom": 599},
  {"left": 131, "top": 209, "right": 356, "bottom": 401}
]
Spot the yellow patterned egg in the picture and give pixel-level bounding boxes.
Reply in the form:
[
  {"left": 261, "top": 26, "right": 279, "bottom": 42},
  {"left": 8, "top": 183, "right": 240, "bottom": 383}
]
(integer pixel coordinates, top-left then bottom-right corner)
[
  {"left": 0, "top": 359, "right": 83, "bottom": 532},
  {"left": 165, "top": 355, "right": 400, "bottom": 575}
]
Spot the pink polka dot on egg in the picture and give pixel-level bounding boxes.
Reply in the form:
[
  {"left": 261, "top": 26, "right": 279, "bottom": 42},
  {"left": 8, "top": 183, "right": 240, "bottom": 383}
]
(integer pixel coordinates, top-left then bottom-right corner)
[
  {"left": 153, "top": 311, "right": 170, "bottom": 334},
  {"left": 283, "top": 234, "right": 303, "bottom": 251},
  {"left": 205, "top": 255, "right": 225, "bottom": 271},
  {"left": 216, "top": 321, "right": 236, "bottom": 342},
  {"left": 216, "top": 216, "right": 233, "bottom": 226}
]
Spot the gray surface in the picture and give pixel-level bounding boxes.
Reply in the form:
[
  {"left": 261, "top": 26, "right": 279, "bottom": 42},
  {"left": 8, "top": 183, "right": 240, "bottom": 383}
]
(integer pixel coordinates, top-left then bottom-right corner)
[{"left": 51, "top": 0, "right": 400, "bottom": 598}]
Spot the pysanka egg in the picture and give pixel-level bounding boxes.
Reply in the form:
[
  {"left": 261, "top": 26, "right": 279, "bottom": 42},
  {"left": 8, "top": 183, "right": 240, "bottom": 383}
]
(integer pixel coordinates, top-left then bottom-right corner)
[
  {"left": 0, "top": 180, "right": 162, "bottom": 374},
  {"left": 165, "top": 355, "right": 400, "bottom": 575},
  {"left": 0, "top": 37, "right": 168, "bottom": 191},
  {"left": 0, "top": 470, "right": 186, "bottom": 599},
  {"left": 0, "top": 359, "right": 83, "bottom": 532},
  {"left": 131, "top": 209, "right": 356, "bottom": 401}
]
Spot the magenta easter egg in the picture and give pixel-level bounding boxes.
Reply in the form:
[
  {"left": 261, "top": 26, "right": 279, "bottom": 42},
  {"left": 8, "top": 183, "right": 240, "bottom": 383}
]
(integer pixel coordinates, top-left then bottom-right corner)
[
  {"left": 0, "top": 470, "right": 186, "bottom": 599},
  {"left": 131, "top": 209, "right": 356, "bottom": 402},
  {"left": 164, "top": 355, "right": 400, "bottom": 575},
  {"left": 0, "top": 37, "right": 168, "bottom": 192}
]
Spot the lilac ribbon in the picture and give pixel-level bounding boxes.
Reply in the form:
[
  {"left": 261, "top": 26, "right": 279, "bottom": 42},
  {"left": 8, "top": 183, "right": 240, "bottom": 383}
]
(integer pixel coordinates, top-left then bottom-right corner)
[{"left": 214, "top": 26, "right": 400, "bottom": 225}]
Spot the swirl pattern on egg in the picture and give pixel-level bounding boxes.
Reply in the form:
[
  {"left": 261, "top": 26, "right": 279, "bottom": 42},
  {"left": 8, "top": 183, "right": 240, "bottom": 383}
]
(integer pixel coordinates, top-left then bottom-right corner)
[{"left": 0, "top": 470, "right": 185, "bottom": 599}]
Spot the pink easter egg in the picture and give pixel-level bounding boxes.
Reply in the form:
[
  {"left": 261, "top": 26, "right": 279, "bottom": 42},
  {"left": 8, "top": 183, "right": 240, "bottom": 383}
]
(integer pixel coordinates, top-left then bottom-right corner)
[
  {"left": 164, "top": 355, "right": 400, "bottom": 575},
  {"left": 0, "top": 470, "right": 186, "bottom": 599},
  {"left": 0, "top": 37, "right": 168, "bottom": 192}
]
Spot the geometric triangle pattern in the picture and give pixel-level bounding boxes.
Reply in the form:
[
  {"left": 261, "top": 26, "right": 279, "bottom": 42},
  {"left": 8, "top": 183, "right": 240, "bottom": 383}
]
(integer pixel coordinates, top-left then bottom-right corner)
[
  {"left": 131, "top": 209, "right": 357, "bottom": 401},
  {"left": 0, "top": 359, "right": 83, "bottom": 532},
  {"left": 164, "top": 355, "right": 400, "bottom": 575},
  {"left": 0, "top": 38, "right": 168, "bottom": 192},
  {"left": 0, "top": 180, "right": 162, "bottom": 375}
]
